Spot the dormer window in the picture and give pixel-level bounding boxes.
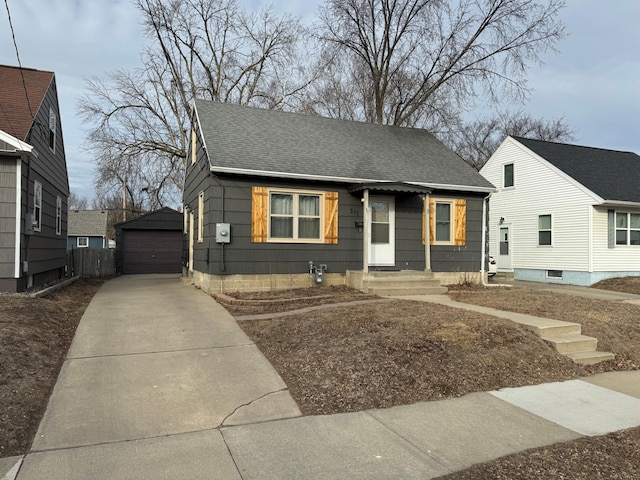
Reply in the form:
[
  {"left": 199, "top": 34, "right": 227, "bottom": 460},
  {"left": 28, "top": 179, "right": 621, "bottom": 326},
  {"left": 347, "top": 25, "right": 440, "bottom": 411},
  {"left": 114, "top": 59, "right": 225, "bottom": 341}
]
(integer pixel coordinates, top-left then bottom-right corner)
[{"left": 503, "top": 163, "right": 514, "bottom": 188}]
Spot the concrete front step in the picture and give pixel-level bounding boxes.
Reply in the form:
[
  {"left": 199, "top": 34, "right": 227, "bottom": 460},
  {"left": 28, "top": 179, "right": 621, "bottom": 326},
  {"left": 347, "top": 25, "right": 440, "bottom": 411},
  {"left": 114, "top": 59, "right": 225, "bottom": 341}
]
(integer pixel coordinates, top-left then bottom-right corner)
[
  {"left": 538, "top": 323, "right": 582, "bottom": 338},
  {"left": 543, "top": 334, "right": 598, "bottom": 354},
  {"left": 565, "top": 350, "right": 616, "bottom": 365},
  {"left": 350, "top": 270, "right": 448, "bottom": 296}
]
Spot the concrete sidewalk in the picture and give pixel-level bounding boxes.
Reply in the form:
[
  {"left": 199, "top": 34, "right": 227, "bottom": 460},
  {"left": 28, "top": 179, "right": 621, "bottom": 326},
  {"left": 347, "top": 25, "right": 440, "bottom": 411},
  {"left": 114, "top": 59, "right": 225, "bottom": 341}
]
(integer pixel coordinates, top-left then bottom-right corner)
[{"left": 3, "top": 276, "right": 640, "bottom": 479}]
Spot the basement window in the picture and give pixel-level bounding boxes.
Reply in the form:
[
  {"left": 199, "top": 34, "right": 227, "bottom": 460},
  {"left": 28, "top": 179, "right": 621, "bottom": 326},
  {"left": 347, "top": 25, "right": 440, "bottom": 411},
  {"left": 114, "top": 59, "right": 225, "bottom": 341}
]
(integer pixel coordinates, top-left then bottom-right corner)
[{"left": 547, "top": 270, "right": 563, "bottom": 278}]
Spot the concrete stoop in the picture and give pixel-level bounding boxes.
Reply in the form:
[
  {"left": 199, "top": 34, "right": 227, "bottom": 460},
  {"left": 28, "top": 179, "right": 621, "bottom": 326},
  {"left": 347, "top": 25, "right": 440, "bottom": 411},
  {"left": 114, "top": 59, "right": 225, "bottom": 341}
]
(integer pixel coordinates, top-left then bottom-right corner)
[
  {"left": 347, "top": 270, "right": 448, "bottom": 296},
  {"left": 529, "top": 320, "right": 614, "bottom": 366}
]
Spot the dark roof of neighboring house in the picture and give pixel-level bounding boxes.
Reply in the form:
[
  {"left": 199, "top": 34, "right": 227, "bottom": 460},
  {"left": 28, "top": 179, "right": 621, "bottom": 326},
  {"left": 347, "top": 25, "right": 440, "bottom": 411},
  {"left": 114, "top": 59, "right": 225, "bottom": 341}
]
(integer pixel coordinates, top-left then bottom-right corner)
[
  {"left": 513, "top": 136, "right": 640, "bottom": 203},
  {"left": 0, "top": 65, "right": 54, "bottom": 141},
  {"left": 68, "top": 210, "right": 108, "bottom": 237},
  {"left": 195, "top": 100, "right": 494, "bottom": 192}
]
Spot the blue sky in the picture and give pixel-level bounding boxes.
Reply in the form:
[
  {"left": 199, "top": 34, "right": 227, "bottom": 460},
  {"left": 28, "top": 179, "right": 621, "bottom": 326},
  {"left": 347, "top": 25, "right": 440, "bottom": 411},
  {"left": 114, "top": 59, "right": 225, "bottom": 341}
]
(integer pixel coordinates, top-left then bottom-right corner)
[{"left": 1, "top": 0, "right": 639, "bottom": 201}]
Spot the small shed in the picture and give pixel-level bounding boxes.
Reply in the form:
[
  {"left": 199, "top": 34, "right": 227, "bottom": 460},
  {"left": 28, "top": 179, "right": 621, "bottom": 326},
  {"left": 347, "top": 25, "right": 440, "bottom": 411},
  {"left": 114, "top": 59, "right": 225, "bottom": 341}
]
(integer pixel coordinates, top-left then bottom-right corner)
[{"left": 114, "top": 207, "right": 184, "bottom": 275}]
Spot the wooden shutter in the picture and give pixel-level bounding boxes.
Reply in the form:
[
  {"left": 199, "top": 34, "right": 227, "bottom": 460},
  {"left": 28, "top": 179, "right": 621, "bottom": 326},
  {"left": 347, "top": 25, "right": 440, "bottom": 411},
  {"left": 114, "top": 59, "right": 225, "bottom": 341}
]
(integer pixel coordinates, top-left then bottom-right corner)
[
  {"left": 251, "top": 186, "right": 268, "bottom": 243},
  {"left": 454, "top": 199, "right": 467, "bottom": 246},
  {"left": 428, "top": 198, "right": 435, "bottom": 245},
  {"left": 324, "top": 191, "right": 339, "bottom": 244}
]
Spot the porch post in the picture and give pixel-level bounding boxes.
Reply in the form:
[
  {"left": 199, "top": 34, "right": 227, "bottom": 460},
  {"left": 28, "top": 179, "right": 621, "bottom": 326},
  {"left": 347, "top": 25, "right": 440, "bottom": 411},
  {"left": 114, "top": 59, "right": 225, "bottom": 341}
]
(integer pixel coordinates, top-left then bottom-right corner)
[
  {"left": 363, "top": 189, "right": 370, "bottom": 273},
  {"left": 424, "top": 194, "right": 431, "bottom": 272}
]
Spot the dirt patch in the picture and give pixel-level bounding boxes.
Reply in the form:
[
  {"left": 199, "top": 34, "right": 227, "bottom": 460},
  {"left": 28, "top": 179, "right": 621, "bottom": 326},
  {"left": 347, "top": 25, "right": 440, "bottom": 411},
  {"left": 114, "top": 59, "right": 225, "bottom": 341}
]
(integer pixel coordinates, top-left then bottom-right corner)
[
  {"left": 592, "top": 276, "right": 640, "bottom": 295},
  {"left": 437, "top": 426, "right": 640, "bottom": 480},
  {"left": 240, "top": 300, "right": 588, "bottom": 415},
  {"left": 0, "top": 278, "right": 102, "bottom": 457}
]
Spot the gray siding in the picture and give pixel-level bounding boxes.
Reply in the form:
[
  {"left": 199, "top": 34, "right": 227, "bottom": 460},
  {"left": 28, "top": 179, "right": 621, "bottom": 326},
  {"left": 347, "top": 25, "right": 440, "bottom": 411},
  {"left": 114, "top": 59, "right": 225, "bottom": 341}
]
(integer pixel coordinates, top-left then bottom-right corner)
[
  {"left": 184, "top": 114, "right": 487, "bottom": 277},
  {"left": 0, "top": 157, "right": 17, "bottom": 277},
  {"left": 11, "top": 76, "right": 70, "bottom": 289}
]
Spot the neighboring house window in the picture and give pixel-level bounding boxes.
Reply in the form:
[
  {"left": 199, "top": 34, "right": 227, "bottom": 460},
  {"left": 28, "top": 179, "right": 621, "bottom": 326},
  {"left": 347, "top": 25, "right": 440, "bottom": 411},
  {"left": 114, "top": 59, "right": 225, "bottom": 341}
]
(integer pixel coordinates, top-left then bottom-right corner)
[
  {"left": 198, "top": 192, "right": 204, "bottom": 242},
  {"left": 33, "top": 181, "right": 42, "bottom": 232},
  {"left": 615, "top": 212, "right": 640, "bottom": 245},
  {"left": 191, "top": 129, "right": 196, "bottom": 164},
  {"left": 49, "top": 108, "right": 57, "bottom": 152},
  {"left": 538, "top": 214, "right": 552, "bottom": 245},
  {"left": 251, "top": 186, "right": 339, "bottom": 244},
  {"left": 77, "top": 237, "right": 89, "bottom": 248},
  {"left": 503, "top": 163, "right": 514, "bottom": 188},
  {"left": 56, "top": 196, "right": 62, "bottom": 235},
  {"left": 425, "top": 198, "right": 466, "bottom": 246}
]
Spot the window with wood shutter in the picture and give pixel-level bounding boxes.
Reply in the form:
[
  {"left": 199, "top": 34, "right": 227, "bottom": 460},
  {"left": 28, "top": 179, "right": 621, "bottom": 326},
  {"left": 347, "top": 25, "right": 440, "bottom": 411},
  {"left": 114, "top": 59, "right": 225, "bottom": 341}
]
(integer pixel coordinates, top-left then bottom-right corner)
[
  {"left": 252, "top": 186, "right": 338, "bottom": 244},
  {"left": 424, "top": 197, "right": 466, "bottom": 246}
]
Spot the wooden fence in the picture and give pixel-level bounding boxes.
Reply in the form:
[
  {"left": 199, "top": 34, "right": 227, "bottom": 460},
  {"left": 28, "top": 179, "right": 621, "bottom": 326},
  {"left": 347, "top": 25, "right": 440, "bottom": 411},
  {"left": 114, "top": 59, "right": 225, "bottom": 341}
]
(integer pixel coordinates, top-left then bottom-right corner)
[{"left": 67, "top": 248, "right": 115, "bottom": 278}]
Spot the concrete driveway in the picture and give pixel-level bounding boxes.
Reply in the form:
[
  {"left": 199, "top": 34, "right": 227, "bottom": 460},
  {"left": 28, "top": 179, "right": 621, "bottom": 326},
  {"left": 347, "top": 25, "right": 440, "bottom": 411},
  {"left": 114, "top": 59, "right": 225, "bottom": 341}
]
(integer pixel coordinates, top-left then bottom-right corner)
[{"left": 17, "top": 275, "right": 300, "bottom": 478}]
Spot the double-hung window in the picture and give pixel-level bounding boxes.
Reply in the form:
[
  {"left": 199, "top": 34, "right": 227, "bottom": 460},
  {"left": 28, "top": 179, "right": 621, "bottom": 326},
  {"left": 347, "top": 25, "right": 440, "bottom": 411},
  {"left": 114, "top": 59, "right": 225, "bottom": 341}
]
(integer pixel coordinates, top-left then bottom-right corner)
[
  {"left": 33, "top": 181, "right": 42, "bottom": 232},
  {"left": 503, "top": 163, "right": 514, "bottom": 188},
  {"left": 538, "top": 214, "right": 552, "bottom": 245},
  {"left": 434, "top": 200, "right": 453, "bottom": 243},
  {"left": 56, "top": 196, "right": 62, "bottom": 235},
  {"left": 270, "top": 191, "right": 321, "bottom": 241},
  {"left": 616, "top": 212, "right": 640, "bottom": 245}
]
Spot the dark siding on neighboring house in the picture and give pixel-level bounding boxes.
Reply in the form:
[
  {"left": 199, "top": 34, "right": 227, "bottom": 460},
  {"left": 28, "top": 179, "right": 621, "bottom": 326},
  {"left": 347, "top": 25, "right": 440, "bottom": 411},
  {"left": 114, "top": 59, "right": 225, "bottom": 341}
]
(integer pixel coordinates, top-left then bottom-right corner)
[
  {"left": 22, "top": 78, "right": 69, "bottom": 284},
  {"left": 0, "top": 157, "right": 17, "bottom": 279}
]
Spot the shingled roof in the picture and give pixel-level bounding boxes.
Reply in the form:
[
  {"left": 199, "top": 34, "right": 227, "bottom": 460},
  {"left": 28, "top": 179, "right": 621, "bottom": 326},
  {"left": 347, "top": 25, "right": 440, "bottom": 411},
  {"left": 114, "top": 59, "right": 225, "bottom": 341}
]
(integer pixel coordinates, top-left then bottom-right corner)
[
  {"left": 0, "top": 65, "right": 54, "bottom": 141},
  {"left": 195, "top": 100, "right": 494, "bottom": 192},
  {"left": 513, "top": 137, "right": 640, "bottom": 203},
  {"left": 68, "top": 210, "right": 108, "bottom": 237}
]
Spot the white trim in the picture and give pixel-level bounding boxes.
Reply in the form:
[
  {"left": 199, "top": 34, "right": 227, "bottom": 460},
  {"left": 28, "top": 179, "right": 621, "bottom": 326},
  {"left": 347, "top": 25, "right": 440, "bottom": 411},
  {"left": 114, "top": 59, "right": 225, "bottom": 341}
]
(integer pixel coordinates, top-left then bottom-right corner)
[
  {"left": 266, "top": 188, "right": 324, "bottom": 243},
  {"left": 77, "top": 236, "right": 89, "bottom": 248},
  {"left": 14, "top": 159, "right": 22, "bottom": 278},
  {"left": 33, "top": 180, "right": 42, "bottom": 232},
  {"left": 0, "top": 129, "right": 34, "bottom": 153},
  {"left": 432, "top": 198, "right": 455, "bottom": 245},
  {"left": 601, "top": 200, "right": 640, "bottom": 208},
  {"left": 209, "top": 166, "right": 495, "bottom": 193}
]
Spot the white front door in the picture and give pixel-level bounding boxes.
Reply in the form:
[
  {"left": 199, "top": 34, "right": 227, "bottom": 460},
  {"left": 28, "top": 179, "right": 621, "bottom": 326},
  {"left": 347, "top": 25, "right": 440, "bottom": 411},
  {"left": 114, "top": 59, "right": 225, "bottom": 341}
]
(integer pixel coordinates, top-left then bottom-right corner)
[
  {"left": 497, "top": 225, "right": 512, "bottom": 270},
  {"left": 368, "top": 196, "right": 395, "bottom": 266}
]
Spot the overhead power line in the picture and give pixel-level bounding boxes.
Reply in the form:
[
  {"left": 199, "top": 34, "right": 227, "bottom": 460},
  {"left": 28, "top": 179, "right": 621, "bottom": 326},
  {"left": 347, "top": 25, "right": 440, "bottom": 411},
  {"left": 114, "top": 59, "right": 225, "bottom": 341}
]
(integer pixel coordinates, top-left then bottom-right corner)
[{"left": 4, "top": 0, "right": 35, "bottom": 120}]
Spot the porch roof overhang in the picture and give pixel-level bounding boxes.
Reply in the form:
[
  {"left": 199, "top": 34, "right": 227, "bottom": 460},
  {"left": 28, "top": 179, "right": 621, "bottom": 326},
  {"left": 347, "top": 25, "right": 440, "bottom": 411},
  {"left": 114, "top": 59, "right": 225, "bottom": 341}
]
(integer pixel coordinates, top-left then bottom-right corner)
[{"left": 347, "top": 182, "right": 433, "bottom": 195}]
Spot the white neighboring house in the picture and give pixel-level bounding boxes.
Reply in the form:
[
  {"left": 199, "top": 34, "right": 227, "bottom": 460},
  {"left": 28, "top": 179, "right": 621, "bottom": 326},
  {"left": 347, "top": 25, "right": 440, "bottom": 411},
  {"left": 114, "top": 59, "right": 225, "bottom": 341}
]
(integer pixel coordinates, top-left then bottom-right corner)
[{"left": 481, "top": 136, "right": 640, "bottom": 286}]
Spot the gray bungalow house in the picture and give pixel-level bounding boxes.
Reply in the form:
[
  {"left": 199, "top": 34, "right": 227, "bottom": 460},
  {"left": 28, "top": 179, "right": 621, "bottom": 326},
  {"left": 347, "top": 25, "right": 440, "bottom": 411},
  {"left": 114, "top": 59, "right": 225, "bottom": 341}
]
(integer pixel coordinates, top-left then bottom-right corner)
[
  {"left": 0, "top": 65, "right": 69, "bottom": 291},
  {"left": 183, "top": 100, "right": 495, "bottom": 294},
  {"left": 67, "top": 210, "right": 109, "bottom": 250}
]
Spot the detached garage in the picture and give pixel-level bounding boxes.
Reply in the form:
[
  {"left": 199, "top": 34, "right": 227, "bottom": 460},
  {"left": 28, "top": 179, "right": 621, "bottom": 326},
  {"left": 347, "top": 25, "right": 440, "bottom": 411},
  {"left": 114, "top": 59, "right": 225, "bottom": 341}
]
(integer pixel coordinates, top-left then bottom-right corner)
[{"left": 115, "top": 208, "right": 184, "bottom": 275}]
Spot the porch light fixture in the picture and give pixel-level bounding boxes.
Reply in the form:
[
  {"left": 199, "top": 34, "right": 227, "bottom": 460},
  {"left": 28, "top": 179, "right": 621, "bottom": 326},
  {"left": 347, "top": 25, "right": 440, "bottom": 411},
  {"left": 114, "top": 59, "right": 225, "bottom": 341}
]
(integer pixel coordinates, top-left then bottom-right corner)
[
  {"left": 355, "top": 221, "right": 364, "bottom": 233},
  {"left": 499, "top": 217, "right": 505, "bottom": 224}
]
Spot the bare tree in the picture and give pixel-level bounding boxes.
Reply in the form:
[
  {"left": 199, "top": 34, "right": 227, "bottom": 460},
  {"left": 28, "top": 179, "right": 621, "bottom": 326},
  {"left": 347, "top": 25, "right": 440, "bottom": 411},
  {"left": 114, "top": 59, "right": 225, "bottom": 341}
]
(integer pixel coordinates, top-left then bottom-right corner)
[
  {"left": 79, "top": 0, "right": 313, "bottom": 210},
  {"left": 447, "top": 111, "right": 576, "bottom": 170},
  {"left": 68, "top": 191, "right": 90, "bottom": 210},
  {"left": 314, "top": 0, "right": 566, "bottom": 129}
]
